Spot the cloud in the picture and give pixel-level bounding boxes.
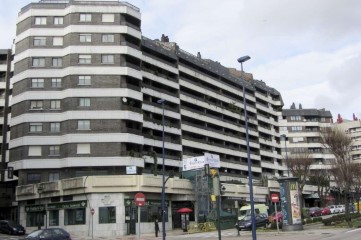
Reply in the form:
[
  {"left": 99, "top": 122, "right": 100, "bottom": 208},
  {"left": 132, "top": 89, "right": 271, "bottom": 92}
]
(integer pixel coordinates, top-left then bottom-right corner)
[{"left": 1, "top": 0, "right": 361, "bottom": 120}]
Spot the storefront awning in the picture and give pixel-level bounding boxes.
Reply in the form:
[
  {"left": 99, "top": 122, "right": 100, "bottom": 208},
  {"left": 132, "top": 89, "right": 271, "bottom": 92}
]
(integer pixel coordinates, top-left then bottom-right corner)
[{"left": 304, "top": 193, "right": 320, "bottom": 199}]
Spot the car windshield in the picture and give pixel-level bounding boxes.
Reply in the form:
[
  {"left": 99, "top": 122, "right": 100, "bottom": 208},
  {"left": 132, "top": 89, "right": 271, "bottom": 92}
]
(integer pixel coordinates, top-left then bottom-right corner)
[
  {"left": 242, "top": 215, "right": 252, "bottom": 221},
  {"left": 239, "top": 210, "right": 250, "bottom": 216},
  {"left": 27, "top": 230, "right": 42, "bottom": 237}
]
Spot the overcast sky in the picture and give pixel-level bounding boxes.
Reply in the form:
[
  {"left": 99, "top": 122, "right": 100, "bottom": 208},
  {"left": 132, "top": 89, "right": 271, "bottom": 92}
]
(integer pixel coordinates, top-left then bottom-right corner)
[{"left": 1, "top": 0, "right": 360, "bottom": 121}]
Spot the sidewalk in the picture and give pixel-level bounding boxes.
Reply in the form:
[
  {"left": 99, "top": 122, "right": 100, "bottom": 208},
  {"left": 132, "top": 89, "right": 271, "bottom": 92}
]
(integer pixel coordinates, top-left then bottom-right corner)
[
  {"left": 72, "top": 229, "right": 186, "bottom": 240},
  {"left": 71, "top": 223, "right": 345, "bottom": 240}
]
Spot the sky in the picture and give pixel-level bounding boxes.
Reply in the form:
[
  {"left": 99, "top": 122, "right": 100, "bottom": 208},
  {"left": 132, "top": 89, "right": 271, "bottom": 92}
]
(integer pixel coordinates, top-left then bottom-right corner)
[{"left": 1, "top": 0, "right": 361, "bottom": 121}]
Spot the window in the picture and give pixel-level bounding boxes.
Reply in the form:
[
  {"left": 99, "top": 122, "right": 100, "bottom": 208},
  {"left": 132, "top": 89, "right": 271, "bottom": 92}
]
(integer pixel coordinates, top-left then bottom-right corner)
[
  {"left": 30, "top": 100, "right": 43, "bottom": 110},
  {"left": 31, "top": 78, "right": 44, "bottom": 88},
  {"left": 50, "top": 122, "right": 61, "bottom": 132},
  {"left": 63, "top": 195, "right": 73, "bottom": 201},
  {"left": 102, "top": 55, "right": 114, "bottom": 64},
  {"left": 53, "top": 17, "right": 63, "bottom": 25},
  {"left": 33, "top": 37, "right": 46, "bottom": 46},
  {"left": 77, "top": 144, "right": 90, "bottom": 154},
  {"left": 80, "top": 13, "right": 91, "bottom": 22},
  {"left": 79, "top": 98, "right": 90, "bottom": 107},
  {"left": 78, "top": 120, "right": 90, "bottom": 130},
  {"left": 49, "top": 210, "right": 59, "bottom": 226},
  {"left": 291, "top": 126, "right": 302, "bottom": 132},
  {"left": 49, "top": 172, "right": 59, "bottom": 181},
  {"left": 78, "top": 76, "right": 91, "bottom": 85},
  {"left": 51, "top": 78, "right": 62, "bottom": 88},
  {"left": 79, "top": 34, "right": 91, "bottom": 43},
  {"left": 35, "top": 17, "right": 47, "bottom": 25},
  {"left": 102, "top": 14, "right": 114, "bottom": 22},
  {"left": 32, "top": 58, "right": 45, "bottom": 67},
  {"left": 50, "top": 100, "right": 61, "bottom": 110},
  {"left": 290, "top": 116, "right": 301, "bottom": 121},
  {"left": 53, "top": 37, "right": 63, "bottom": 46},
  {"left": 99, "top": 207, "right": 116, "bottom": 224},
  {"left": 65, "top": 208, "right": 86, "bottom": 225},
  {"left": 52, "top": 58, "right": 62, "bottom": 67},
  {"left": 28, "top": 146, "right": 42, "bottom": 156},
  {"left": 30, "top": 123, "right": 43, "bottom": 132},
  {"left": 27, "top": 212, "right": 44, "bottom": 227},
  {"left": 102, "top": 34, "right": 114, "bottom": 43},
  {"left": 27, "top": 173, "right": 41, "bottom": 183},
  {"left": 49, "top": 146, "right": 60, "bottom": 156},
  {"left": 79, "top": 55, "right": 91, "bottom": 64}
]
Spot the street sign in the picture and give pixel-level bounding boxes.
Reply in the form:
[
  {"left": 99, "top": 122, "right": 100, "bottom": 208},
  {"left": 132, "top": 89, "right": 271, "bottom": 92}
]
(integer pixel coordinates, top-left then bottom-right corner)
[
  {"left": 271, "top": 193, "right": 279, "bottom": 203},
  {"left": 90, "top": 208, "right": 95, "bottom": 215},
  {"left": 134, "top": 192, "right": 146, "bottom": 207}
]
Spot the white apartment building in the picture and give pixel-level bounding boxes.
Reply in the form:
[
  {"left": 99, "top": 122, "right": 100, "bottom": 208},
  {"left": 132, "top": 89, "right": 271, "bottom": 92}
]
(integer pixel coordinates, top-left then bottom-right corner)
[{"left": 8, "top": 0, "right": 291, "bottom": 237}]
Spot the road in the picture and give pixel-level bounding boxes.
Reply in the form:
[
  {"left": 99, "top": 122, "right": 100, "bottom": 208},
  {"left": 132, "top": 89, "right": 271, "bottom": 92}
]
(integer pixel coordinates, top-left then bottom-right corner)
[{"left": 2, "top": 225, "right": 361, "bottom": 240}]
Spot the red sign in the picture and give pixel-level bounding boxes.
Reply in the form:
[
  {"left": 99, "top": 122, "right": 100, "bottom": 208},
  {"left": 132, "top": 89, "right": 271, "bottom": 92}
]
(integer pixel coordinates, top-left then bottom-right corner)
[
  {"left": 90, "top": 208, "right": 95, "bottom": 215},
  {"left": 271, "top": 193, "right": 279, "bottom": 203},
  {"left": 134, "top": 192, "right": 146, "bottom": 207}
]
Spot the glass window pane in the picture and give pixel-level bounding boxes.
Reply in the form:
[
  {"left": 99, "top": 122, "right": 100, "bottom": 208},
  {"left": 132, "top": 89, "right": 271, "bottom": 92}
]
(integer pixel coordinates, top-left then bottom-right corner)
[
  {"left": 49, "top": 210, "right": 59, "bottom": 226},
  {"left": 99, "top": 207, "right": 116, "bottom": 224}
]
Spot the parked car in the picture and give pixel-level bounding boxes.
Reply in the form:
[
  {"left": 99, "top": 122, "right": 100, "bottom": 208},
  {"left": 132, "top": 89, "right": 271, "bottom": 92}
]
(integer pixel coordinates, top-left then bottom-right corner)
[
  {"left": 23, "top": 228, "right": 71, "bottom": 240},
  {"left": 269, "top": 211, "right": 282, "bottom": 222},
  {"left": 328, "top": 205, "right": 340, "bottom": 214},
  {"left": 0, "top": 220, "right": 26, "bottom": 235},
  {"left": 309, "top": 207, "right": 322, "bottom": 217},
  {"left": 321, "top": 207, "right": 331, "bottom": 215},
  {"left": 337, "top": 205, "right": 345, "bottom": 213},
  {"left": 235, "top": 214, "right": 269, "bottom": 231}
]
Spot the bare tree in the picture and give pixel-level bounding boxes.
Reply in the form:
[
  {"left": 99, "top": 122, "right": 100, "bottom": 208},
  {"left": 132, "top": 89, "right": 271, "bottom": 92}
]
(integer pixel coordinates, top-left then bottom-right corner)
[
  {"left": 320, "top": 127, "right": 353, "bottom": 226},
  {"left": 287, "top": 152, "right": 313, "bottom": 208},
  {"left": 308, "top": 169, "right": 331, "bottom": 206},
  {"left": 351, "top": 163, "right": 361, "bottom": 213}
]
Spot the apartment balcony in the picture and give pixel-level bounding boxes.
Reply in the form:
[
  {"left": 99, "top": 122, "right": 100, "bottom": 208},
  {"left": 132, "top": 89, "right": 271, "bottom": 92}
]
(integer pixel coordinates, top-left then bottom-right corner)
[{"left": 16, "top": 184, "right": 35, "bottom": 196}]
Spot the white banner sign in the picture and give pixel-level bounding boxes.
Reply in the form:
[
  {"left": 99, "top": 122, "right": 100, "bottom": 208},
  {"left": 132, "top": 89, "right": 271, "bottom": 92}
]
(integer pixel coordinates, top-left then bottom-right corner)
[{"left": 182, "top": 153, "right": 220, "bottom": 171}]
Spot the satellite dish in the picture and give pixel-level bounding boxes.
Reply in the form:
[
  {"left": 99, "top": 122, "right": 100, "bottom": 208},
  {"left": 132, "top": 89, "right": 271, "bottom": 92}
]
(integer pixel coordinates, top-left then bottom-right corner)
[{"left": 122, "top": 97, "right": 128, "bottom": 103}]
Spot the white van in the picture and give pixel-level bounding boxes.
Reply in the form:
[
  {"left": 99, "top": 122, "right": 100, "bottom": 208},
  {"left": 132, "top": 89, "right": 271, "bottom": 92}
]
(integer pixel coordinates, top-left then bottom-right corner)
[{"left": 238, "top": 204, "right": 269, "bottom": 220}]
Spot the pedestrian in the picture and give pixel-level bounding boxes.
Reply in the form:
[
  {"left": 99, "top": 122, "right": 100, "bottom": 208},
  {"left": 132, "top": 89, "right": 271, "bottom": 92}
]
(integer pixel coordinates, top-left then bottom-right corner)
[{"left": 154, "top": 218, "right": 159, "bottom": 237}]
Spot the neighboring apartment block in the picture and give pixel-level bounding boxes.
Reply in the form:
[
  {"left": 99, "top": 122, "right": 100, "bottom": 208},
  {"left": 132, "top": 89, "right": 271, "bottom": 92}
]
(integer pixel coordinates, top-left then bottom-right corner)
[
  {"left": 335, "top": 115, "right": 361, "bottom": 163},
  {"left": 0, "top": 49, "right": 16, "bottom": 220},
  {"left": 8, "top": 0, "right": 290, "bottom": 237},
  {"left": 280, "top": 103, "right": 334, "bottom": 171}
]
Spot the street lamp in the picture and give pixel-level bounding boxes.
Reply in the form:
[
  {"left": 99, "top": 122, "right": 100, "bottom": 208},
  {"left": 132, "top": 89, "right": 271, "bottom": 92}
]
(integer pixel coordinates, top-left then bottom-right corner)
[
  {"left": 157, "top": 98, "right": 166, "bottom": 240},
  {"left": 237, "top": 55, "right": 257, "bottom": 240},
  {"left": 37, "top": 185, "right": 43, "bottom": 230},
  {"left": 280, "top": 134, "right": 290, "bottom": 177}
]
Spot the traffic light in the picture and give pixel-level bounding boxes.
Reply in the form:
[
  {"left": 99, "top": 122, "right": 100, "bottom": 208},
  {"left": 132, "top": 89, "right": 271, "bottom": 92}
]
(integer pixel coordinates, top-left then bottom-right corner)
[
  {"left": 210, "top": 168, "right": 218, "bottom": 178},
  {"left": 7, "top": 167, "right": 13, "bottom": 179}
]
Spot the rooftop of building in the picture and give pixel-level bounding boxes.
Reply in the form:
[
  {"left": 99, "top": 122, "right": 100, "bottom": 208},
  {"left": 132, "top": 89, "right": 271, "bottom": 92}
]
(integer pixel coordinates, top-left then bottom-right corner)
[
  {"left": 283, "top": 102, "right": 333, "bottom": 117},
  {"left": 142, "top": 35, "right": 282, "bottom": 99},
  {"left": 19, "top": 0, "right": 139, "bottom": 16}
]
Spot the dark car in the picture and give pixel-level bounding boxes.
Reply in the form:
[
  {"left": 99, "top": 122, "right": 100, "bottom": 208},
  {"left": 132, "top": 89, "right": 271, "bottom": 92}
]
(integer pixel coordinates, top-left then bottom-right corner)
[
  {"left": 235, "top": 214, "right": 269, "bottom": 231},
  {"left": 0, "top": 220, "right": 26, "bottom": 235},
  {"left": 309, "top": 207, "right": 322, "bottom": 217},
  {"left": 24, "top": 228, "right": 71, "bottom": 240}
]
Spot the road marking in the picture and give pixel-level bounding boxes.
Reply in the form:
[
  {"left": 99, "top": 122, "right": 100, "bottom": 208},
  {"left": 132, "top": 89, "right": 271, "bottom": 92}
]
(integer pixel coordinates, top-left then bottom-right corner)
[{"left": 346, "top": 228, "right": 361, "bottom": 233}]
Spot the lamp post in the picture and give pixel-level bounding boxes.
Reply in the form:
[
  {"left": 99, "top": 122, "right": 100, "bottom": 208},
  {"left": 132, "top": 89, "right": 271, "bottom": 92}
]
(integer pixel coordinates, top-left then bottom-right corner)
[
  {"left": 280, "top": 134, "right": 290, "bottom": 177},
  {"left": 157, "top": 99, "right": 166, "bottom": 240},
  {"left": 237, "top": 55, "right": 256, "bottom": 240},
  {"left": 37, "top": 185, "right": 43, "bottom": 230}
]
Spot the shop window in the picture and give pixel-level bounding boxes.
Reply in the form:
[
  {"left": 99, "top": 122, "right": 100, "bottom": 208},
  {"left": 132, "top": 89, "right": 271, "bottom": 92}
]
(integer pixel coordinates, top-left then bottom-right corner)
[
  {"left": 99, "top": 207, "right": 116, "bottom": 224},
  {"left": 26, "top": 212, "right": 44, "bottom": 227},
  {"left": 64, "top": 208, "right": 86, "bottom": 225},
  {"left": 49, "top": 210, "right": 59, "bottom": 226}
]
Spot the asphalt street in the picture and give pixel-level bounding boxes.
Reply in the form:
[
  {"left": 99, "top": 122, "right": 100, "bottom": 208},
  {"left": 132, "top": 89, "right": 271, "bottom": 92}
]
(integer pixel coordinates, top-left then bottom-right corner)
[{"left": 2, "top": 224, "right": 361, "bottom": 240}]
